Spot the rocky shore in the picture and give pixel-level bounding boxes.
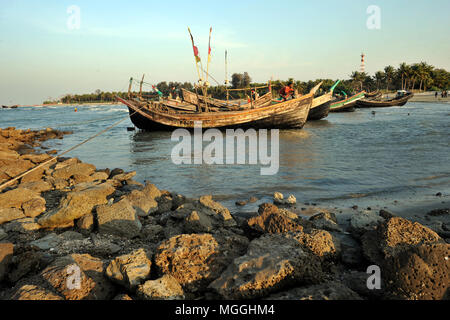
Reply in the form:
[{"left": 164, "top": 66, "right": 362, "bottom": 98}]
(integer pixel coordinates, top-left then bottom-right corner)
[{"left": 0, "top": 127, "right": 449, "bottom": 300}]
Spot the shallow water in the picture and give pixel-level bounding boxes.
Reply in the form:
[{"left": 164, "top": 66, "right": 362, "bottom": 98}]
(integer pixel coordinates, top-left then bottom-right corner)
[{"left": 1, "top": 102, "right": 449, "bottom": 214}]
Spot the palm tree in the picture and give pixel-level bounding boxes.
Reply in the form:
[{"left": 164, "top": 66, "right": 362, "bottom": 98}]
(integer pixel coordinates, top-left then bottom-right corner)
[
  {"left": 384, "top": 66, "right": 395, "bottom": 92},
  {"left": 374, "top": 71, "right": 385, "bottom": 90},
  {"left": 350, "top": 71, "right": 365, "bottom": 91},
  {"left": 409, "top": 64, "right": 420, "bottom": 91},
  {"left": 397, "top": 63, "right": 408, "bottom": 90}
]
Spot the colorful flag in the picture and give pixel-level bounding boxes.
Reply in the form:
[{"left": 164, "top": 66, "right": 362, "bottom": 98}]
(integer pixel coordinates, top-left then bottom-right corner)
[
  {"left": 188, "top": 27, "right": 201, "bottom": 63},
  {"left": 208, "top": 27, "right": 212, "bottom": 63}
]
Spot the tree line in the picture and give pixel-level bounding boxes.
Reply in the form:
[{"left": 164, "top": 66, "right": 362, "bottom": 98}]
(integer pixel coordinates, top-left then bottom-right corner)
[{"left": 43, "top": 61, "right": 449, "bottom": 104}]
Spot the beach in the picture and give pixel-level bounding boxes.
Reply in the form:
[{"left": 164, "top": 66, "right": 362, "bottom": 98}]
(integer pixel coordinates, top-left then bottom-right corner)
[{"left": 0, "top": 126, "right": 449, "bottom": 300}]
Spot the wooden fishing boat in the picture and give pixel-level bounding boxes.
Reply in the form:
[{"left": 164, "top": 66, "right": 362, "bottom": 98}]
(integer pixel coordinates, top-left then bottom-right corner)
[
  {"left": 181, "top": 88, "right": 272, "bottom": 110},
  {"left": 329, "top": 91, "right": 366, "bottom": 112},
  {"left": 2, "top": 105, "right": 9, "bottom": 109},
  {"left": 307, "top": 80, "right": 340, "bottom": 121},
  {"left": 356, "top": 91, "right": 414, "bottom": 108},
  {"left": 117, "top": 84, "right": 321, "bottom": 131},
  {"left": 364, "top": 91, "right": 382, "bottom": 99}
]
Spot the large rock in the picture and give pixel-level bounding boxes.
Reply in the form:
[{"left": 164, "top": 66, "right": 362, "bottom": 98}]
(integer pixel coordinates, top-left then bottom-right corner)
[
  {"left": 97, "top": 198, "right": 142, "bottom": 238},
  {"left": 0, "top": 242, "right": 14, "bottom": 281},
  {"left": 209, "top": 234, "right": 323, "bottom": 299},
  {"left": 137, "top": 275, "right": 185, "bottom": 300},
  {"left": 38, "top": 183, "right": 115, "bottom": 228},
  {"left": 30, "top": 233, "right": 61, "bottom": 250},
  {"left": 268, "top": 281, "right": 362, "bottom": 300},
  {"left": 384, "top": 243, "right": 449, "bottom": 300},
  {"left": 19, "top": 180, "right": 53, "bottom": 193},
  {"left": 378, "top": 217, "right": 443, "bottom": 257},
  {"left": 169, "top": 196, "right": 236, "bottom": 233},
  {"left": 105, "top": 248, "right": 152, "bottom": 290},
  {"left": 349, "top": 210, "right": 384, "bottom": 237},
  {"left": 52, "top": 163, "right": 96, "bottom": 180},
  {"left": 3, "top": 217, "right": 42, "bottom": 233},
  {"left": 0, "top": 188, "right": 43, "bottom": 210},
  {"left": 11, "top": 285, "right": 63, "bottom": 300},
  {"left": 289, "top": 229, "right": 341, "bottom": 260},
  {"left": 246, "top": 203, "right": 303, "bottom": 235},
  {"left": 309, "top": 212, "right": 343, "bottom": 232},
  {"left": 122, "top": 189, "right": 158, "bottom": 217},
  {"left": 154, "top": 233, "right": 246, "bottom": 293},
  {"left": 0, "top": 208, "right": 25, "bottom": 225},
  {"left": 22, "top": 197, "right": 46, "bottom": 218},
  {"left": 40, "top": 254, "right": 115, "bottom": 300}
]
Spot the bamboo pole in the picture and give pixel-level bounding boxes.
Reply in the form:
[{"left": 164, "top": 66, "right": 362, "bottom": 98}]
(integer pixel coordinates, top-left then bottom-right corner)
[
  {"left": 127, "top": 77, "right": 133, "bottom": 99},
  {"left": 139, "top": 74, "right": 145, "bottom": 99}
]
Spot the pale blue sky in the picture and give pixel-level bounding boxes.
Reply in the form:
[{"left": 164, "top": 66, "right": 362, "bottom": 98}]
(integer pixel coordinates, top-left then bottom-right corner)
[{"left": 0, "top": 0, "right": 449, "bottom": 104}]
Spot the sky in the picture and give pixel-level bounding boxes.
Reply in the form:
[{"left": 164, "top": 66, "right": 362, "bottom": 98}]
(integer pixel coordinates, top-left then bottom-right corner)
[{"left": 0, "top": 0, "right": 449, "bottom": 105}]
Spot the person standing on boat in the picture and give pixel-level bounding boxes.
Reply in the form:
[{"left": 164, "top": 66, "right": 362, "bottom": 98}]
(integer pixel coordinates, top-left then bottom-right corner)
[{"left": 279, "top": 82, "right": 295, "bottom": 101}]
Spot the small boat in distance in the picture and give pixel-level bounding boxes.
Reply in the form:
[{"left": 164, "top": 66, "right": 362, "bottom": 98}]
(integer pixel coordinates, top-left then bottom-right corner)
[
  {"left": 356, "top": 90, "right": 414, "bottom": 108},
  {"left": 2, "top": 105, "right": 18, "bottom": 109},
  {"left": 308, "top": 80, "right": 340, "bottom": 121},
  {"left": 329, "top": 91, "right": 366, "bottom": 112},
  {"left": 364, "top": 91, "right": 382, "bottom": 100}
]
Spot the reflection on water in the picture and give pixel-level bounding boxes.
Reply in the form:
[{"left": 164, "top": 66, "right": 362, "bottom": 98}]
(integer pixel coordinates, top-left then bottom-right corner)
[{"left": 1, "top": 102, "right": 449, "bottom": 212}]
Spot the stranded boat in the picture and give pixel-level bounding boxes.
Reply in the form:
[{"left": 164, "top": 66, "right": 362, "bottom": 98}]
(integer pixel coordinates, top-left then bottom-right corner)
[
  {"left": 117, "top": 83, "right": 321, "bottom": 131},
  {"left": 356, "top": 90, "right": 414, "bottom": 108},
  {"left": 307, "top": 80, "right": 340, "bottom": 121},
  {"left": 329, "top": 91, "right": 366, "bottom": 112}
]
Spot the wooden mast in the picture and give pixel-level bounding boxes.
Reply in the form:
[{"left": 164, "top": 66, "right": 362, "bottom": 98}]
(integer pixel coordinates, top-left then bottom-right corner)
[
  {"left": 127, "top": 77, "right": 133, "bottom": 99},
  {"left": 139, "top": 74, "right": 145, "bottom": 99}
]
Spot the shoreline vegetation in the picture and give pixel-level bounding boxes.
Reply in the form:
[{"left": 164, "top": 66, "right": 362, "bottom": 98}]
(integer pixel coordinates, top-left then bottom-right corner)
[
  {"left": 29, "top": 61, "right": 449, "bottom": 107},
  {"left": 0, "top": 127, "right": 448, "bottom": 300}
]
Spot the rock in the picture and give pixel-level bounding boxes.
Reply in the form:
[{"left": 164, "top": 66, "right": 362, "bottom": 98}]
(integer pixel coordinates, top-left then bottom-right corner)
[
  {"left": 112, "top": 171, "right": 136, "bottom": 182},
  {"left": 155, "top": 233, "right": 245, "bottom": 293},
  {"left": 20, "top": 167, "right": 45, "bottom": 183},
  {"left": 113, "top": 293, "right": 133, "bottom": 300},
  {"left": 289, "top": 229, "right": 341, "bottom": 260},
  {"left": 22, "top": 197, "right": 46, "bottom": 218},
  {"left": 0, "top": 188, "right": 43, "bottom": 210},
  {"left": 378, "top": 217, "right": 443, "bottom": 257},
  {"left": 97, "top": 198, "right": 142, "bottom": 238},
  {"left": 60, "top": 231, "right": 84, "bottom": 241},
  {"left": 249, "top": 197, "right": 258, "bottom": 203},
  {"left": 0, "top": 227, "right": 6, "bottom": 240},
  {"left": 123, "top": 189, "right": 158, "bottom": 217},
  {"left": 0, "top": 242, "right": 14, "bottom": 281},
  {"left": 349, "top": 211, "right": 384, "bottom": 237},
  {"left": 40, "top": 254, "right": 115, "bottom": 300},
  {"left": 199, "top": 195, "right": 234, "bottom": 224},
  {"left": 137, "top": 275, "right": 185, "bottom": 300},
  {"left": 3, "top": 217, "right": 42, "bottom": 233},
  {"left": 333, "top": 232, "right": 363, "bottom": 266},
  {"left": 427, "top": 208, "right": 449, "bottom": 217},
  {"left": 30, "top": 233, "right": 61, "bottom": 250},
  {"left": 236, "top": 200, "right": 247, "bottom": 206},
  {"left": 379, "top": 209, "right": 396, "bottom": 220},
  {"left": 76, "top": 214, "right": 94, "bottom": 234},
  {"left": 267, "top": 281, "right": 362, "bottom": 300},
  {"left": 21, "top": 153, "right": 52, "bottom": 164},
  {"left": 340, "top": 271, "right": 385, "bottom": 299},
  {"left": 209, "top": 234, "right": 323, "bottom": 299},
  {"left": 90, "top": 171, "right": 109, "bottom": 181},
  {"left": 384, "top": 243, "right": 449, "bottom": 300},
  {"left": 37, "top": 183, "right": 115, "bottom": 228},
  {"left": 105, "top": 248, "right": 152, "bottom": 290},
  {"left": 0, "top": 208, "right": 25, "bottom": 224},
  {"left": 8, "top": 251, "right": 51, "bottom": 284},
  {"left": 109, "top": 168, "right": 124, "bottom": 178},
  {"left": 11, "top": 285, "right": 63, "bottom": 300},
  {"left": 309, "top": 212, "right": 343, "bottom": 232},
  {"left": 52, "top": 163, "right": 96, "bottom": 180},
  {"left": 183, "top": 210, "right": 213, "bottom": 233},
  {"left": 142, "top": 224, "right": 164, "bottom": 243},
  {"left": 273, "top": 192, "right": 296, "bottom": 205},
  {"left": 20, "top": 180, "right": 53, "bottom": 193},
  {"left": 246, "top": 203, "right": 303, "bottom": 235}
]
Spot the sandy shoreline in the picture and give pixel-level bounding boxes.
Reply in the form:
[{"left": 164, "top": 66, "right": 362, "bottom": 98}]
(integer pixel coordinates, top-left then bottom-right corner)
[{"left": 0, "top": 127, "right": 449, "bottom": 300}]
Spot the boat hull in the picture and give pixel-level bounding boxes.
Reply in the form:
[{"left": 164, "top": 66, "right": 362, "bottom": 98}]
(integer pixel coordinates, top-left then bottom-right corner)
[
  {"left": 356, "top": 93, "right": 414, "bottom": 108},
  {"left": 329, "top": 92, "right": 365, "bottom": 113},
  {"left": 120, "top": 94, "right": 313, "bottom": 131},
  {"left": 307, "top": 101, "right": 331, "bottom": 120}
]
